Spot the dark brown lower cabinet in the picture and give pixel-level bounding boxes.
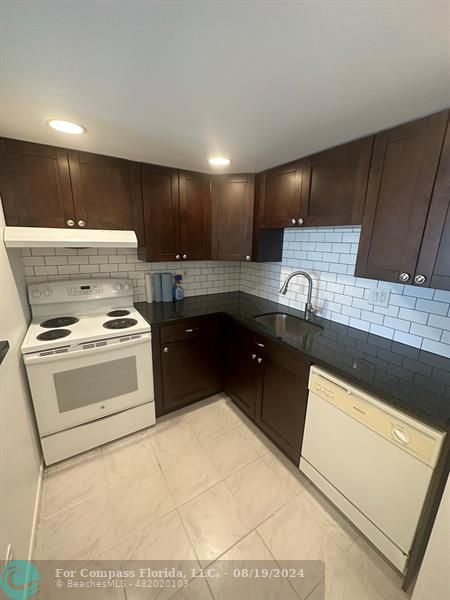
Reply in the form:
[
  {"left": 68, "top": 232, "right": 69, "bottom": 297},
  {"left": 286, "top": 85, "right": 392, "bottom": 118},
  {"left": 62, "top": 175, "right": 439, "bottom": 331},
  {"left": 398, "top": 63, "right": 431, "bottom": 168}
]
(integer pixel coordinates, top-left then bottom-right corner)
[
  {"left": 225, "top": 322, "right": 310, "bottom": 464},
  {"left": 156, "top": 316, "right": 223, "bottom": 414}
]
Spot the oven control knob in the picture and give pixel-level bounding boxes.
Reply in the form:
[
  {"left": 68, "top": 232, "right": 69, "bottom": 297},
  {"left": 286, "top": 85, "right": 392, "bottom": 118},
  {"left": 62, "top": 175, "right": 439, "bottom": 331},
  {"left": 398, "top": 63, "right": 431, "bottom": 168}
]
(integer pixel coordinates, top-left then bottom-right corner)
[
  {"left": 114, "top": 283, "right": 123, "bottom": 291},
  {"left": 44, "top": 288, "right": 52, "bottom": 297},
  {"left": 31, "top": 289, "right": 42, "bottom": 298},
  {"left": 124, "top": 283, "right": 131, "bottom": 291}
]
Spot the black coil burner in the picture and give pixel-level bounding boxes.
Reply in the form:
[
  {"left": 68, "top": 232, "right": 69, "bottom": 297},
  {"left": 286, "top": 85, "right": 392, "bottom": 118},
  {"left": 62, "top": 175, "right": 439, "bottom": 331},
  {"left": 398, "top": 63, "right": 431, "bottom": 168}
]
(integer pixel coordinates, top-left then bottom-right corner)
[
  {"left": 37, "top": 329, "right": 71, "bottom": 341},
  {"left": 106, "top": 310, "right": 131, "bottom": 317},
  {"left": 103, "top": 318, "right": 138, "bottom": 330},
  {"left": 40, "top": 317, "right": 79, "bottom": 329}
]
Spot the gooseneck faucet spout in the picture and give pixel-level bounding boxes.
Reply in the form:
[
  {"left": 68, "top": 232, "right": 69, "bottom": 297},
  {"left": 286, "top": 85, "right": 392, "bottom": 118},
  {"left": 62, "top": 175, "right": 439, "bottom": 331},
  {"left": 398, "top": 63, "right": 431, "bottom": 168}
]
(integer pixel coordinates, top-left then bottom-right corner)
[{"left": 279, "top": 271, "right": 316, "bottom": 319}]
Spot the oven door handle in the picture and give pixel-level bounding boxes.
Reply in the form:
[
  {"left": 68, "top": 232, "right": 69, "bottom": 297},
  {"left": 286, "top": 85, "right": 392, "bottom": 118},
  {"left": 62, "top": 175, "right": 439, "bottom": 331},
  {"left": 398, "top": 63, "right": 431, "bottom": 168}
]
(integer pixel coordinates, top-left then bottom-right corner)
[{"left": 23, "top": 333, "right": 151, "bottom": 365}]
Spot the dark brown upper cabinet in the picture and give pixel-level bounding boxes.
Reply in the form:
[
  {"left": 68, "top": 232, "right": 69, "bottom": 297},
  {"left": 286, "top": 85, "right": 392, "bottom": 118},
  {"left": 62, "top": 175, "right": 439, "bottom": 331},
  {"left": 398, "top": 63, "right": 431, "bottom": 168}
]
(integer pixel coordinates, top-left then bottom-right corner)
[
  {"left": 68, "top": 151, "right": 143, "bottom": 239},
  {"left": 142, "top": 165, "right": 211, "bottom": 262},
  {"left": 299, "top": 137, "right": 373, "bottom": 226},
  {"left": 355, "top": 110, "right": 449, "bottom": 285},
  {"left": 0, "top": 138, "right": 74, "bottom": 228},
  {"left": 257, "top": 161, "right": 302, "bottom": 228},
  {"left": 211, "top": 174, "right": 255, "bottom": 261}
]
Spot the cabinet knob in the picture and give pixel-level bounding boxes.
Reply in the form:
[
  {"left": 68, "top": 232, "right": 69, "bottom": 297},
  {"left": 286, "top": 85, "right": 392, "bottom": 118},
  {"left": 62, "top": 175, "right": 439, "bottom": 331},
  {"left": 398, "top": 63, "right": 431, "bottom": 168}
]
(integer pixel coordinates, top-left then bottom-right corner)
[
  {"left": 414, "top": 274, "right": 426, "bottom": 285},
  {"left": 163, "top": 347, "right": 169, "bottom": 353},
  {"left": 182, "top": 254, "right": 188, "bottom": 260},
  {"left": 245, "top": 255, "right": 251, "bottom": 262},
  {"left": 297, "top": 218, "right": 304, "bottom": 225},
  {"left": 399, "top": 272, "right": 410, "bottom": 282},
  {"left": 175, "top": 255, "right": 181, "bottom": 260},
  {"left": 78, "top": 220, "right": 86, "bottom": 227},
  {"left": 291, "top": 218, "right": 297, "bottom": 225},
  {"left": 251, "top": 353, "right": 257, "bottom": 360},
  {"left": 257, "top": 357, "right": 263, "bottom": 364},
  {"left": 66, "top": 219, "right": 75, "bottom": 227}
]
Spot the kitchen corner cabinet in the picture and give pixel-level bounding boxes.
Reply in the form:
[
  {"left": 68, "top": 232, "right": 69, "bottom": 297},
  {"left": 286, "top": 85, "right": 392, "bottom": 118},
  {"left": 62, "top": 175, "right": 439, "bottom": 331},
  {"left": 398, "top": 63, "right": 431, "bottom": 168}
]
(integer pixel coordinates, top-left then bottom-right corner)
[
  {"left": 256, "top": 137, "right": 373, "bottom": 229},
  {"left": 225, "top": 322, "right": 310, "bottom": 463},
  {"left": 0, "top": 138, "right": 74, "bottom": 228},
  {"left": 0, "top": 138, "right": 144, "bottom": 238},
  {"left": 355, "top": 110, "right": 450, "bottom": 286},
  {"left": 154, "top": 317, "right": 223, "bottom": 414},
  {"left": 142, "top": 165, "right": 210, "bottom": 262},
  {"left": 211, "top": 174, "right": 255, "bottom": 261}
]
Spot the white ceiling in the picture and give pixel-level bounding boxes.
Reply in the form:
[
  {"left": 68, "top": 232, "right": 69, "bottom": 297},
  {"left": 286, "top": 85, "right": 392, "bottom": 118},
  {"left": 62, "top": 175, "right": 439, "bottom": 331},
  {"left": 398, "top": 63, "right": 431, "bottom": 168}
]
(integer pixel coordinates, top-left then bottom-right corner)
[{"left": 1, "top": 1, "right": 449, "bottom": 173}]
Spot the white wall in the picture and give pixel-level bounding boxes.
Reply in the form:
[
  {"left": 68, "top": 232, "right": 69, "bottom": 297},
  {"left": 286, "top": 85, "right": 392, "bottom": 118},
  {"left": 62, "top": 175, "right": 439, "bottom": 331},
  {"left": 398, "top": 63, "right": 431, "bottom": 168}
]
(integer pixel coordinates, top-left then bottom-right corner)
[
  {"left": 412, "top": 476, "right": 450, "bottom": 600},
  {"left": 0, "top": 200, "right": 41, "bottom": 560}
]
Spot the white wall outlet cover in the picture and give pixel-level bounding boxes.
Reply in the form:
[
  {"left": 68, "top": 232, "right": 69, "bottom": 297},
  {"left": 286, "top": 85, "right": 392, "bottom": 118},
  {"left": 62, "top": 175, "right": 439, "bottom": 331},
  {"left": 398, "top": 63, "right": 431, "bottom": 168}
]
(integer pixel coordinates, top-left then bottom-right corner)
[{"left": 367, "top": 288, "right": 391, "bottom": 307}]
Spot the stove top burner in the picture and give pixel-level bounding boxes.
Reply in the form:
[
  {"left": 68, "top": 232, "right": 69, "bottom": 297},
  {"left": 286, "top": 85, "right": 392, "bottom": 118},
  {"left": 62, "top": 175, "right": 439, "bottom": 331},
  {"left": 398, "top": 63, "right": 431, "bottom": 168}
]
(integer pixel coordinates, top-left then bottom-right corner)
[
  {"left": 37, "top": 329, "right": 71, "bottom": 341},
  {"left": 40, "top": 317, "right": 79, "bottom": 329},
  {"left": 107, "top": 310, "right": 131, "bottom": 317},
  {"left": 103, "top": 318, "right": 138, "bottom": 330}
]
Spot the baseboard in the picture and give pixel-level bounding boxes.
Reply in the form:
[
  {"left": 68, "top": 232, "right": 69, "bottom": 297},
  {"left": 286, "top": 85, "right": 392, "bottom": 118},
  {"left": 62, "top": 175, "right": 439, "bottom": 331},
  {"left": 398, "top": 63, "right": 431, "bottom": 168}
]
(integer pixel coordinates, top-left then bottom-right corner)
[{"left": 27, "top": 459, "right": 44, "bottom": 561}]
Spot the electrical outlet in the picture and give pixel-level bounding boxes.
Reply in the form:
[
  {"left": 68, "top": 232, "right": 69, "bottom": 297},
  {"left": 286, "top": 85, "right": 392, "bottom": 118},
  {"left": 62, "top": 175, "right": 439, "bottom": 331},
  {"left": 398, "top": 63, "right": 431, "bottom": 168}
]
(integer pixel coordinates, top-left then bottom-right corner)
[
  {"left": 367, "top": 288, "right": 391, "bottom": 308},
  {"left": 5, "top": 543, "right": 13, "bottom": 566}
]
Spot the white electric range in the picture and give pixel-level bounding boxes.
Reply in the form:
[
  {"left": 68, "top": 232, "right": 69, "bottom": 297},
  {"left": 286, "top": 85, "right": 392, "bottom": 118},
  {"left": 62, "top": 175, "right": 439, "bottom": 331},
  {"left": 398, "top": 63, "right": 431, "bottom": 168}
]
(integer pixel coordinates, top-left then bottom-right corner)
[{"left": 22, "top": 279, "right": 155, "bottom": 465}]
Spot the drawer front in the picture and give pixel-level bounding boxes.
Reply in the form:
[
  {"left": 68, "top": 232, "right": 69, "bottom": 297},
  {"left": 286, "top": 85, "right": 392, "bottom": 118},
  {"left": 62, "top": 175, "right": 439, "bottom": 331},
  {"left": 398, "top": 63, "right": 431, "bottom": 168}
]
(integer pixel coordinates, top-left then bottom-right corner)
[{"left": 160, "top": 316, "right": 221, "bottom": 344}]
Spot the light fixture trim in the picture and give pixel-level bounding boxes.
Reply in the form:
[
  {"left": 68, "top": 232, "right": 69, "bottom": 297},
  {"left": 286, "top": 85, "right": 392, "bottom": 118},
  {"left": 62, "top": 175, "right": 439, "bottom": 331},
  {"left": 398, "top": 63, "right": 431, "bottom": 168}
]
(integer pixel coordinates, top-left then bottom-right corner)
[
  {"left": 208, "top": 156, "right": 231, "bottom": 166},
  {"left": 46, "top": 119, "right": 86, "bottom": 134}
]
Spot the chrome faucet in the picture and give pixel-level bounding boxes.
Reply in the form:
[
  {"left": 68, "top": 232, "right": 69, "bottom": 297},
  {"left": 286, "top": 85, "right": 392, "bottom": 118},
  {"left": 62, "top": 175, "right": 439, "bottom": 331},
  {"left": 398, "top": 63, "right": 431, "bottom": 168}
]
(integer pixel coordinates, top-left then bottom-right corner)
[{"left": 279, "top": 271, "right": 316, "bottom": 319}]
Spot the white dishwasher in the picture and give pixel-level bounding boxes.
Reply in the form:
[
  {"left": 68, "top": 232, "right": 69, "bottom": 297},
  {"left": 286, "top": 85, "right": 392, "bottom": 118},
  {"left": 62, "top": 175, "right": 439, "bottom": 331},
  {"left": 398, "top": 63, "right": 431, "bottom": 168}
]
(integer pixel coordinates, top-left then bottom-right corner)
[{"left": 300, "top": 366, "right": 445, "bottom": 573}]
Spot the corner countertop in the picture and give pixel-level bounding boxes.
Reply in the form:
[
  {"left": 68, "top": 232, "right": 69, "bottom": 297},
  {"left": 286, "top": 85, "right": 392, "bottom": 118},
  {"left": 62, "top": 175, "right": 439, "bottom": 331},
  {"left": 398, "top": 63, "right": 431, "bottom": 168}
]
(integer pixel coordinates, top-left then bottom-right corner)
[{"left": 135, "top": 292, "right": 450, "bottom": 431}]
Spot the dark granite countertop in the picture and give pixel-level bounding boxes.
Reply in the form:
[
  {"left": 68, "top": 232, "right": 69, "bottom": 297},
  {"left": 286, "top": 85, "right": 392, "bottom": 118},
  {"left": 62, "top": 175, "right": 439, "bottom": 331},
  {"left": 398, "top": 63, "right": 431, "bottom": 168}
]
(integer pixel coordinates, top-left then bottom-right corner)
[
  {"left": 0, "top": 341, "right": 9, "bottom": 366},
  {"left": 135, "top": 292, "right": 450, "bottom": 431}
]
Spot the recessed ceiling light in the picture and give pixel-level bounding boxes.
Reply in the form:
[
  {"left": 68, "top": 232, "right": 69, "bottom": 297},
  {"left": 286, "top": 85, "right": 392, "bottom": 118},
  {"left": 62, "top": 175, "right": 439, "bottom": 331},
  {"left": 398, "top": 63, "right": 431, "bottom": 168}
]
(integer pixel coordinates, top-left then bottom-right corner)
[
  {"left": 208, "top": 156, "right": 231, "bottom": 166},
  {"left": 46, "top": 119, "right": 86, "bottom": 134}
]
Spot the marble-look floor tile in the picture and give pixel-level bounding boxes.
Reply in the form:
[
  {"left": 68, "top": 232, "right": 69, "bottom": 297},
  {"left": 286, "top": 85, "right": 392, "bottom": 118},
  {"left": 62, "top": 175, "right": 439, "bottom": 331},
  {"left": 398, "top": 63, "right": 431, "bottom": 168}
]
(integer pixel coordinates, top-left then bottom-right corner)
[
  {"left": 102, "top": 431, "right": 160, "bottom": 487},
  {"left": 169, "top": 576, "right": 213, "bottom": 600},
  {"left": 179, "top": 481, "right": 252, "bottom": 566},
  {"left": 203, "top": 427, "right": 259, "bottom": 478},
  {"left": 109, "top": 468, "right": 174, "bottom": 540},
  {"left": 237, "top": 422, "right": 272, "bottom": 457},
  {"left": 149, "top": 416, "right": 200, "bottom": 471},
  {"left": 207, "top": 531, "right": 298, "bottom": 600},
  {"left": 163, "top": 446, "right": 221, "bottom": 506},
  {"left": 185, "top": 396, "right": 242, "bottom": 442},
  {"left": 225, "top": 456, "right": 300, "bottom": 527},
  {"left": 41, "top": 449, "right": 109, "bottom": 519},
  {"left": 35, "top": 490, "right": 116, "bottom": 560}
]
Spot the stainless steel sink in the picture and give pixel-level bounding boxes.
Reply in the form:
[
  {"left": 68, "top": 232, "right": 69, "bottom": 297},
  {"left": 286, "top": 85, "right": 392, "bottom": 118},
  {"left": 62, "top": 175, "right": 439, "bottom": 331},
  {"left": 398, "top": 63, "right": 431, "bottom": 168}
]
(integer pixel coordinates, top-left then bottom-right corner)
[{"left": 253, "top": 312, "right": 322, "bottom": 338}]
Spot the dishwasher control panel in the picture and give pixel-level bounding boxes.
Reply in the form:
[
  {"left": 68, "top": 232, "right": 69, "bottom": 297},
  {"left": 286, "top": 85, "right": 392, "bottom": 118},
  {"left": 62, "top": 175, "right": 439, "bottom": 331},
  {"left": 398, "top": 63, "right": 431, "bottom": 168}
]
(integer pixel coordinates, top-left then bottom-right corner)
[{"left": 308, "top": 367, "right": 445, "bottom": 468}]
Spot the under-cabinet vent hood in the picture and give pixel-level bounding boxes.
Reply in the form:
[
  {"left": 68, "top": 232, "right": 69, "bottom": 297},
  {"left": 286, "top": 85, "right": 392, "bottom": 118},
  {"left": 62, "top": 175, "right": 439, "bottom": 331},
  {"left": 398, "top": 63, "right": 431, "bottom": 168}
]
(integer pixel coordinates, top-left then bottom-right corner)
[{"left": 3, "top": 226, "right": 138, "bottom": 249}]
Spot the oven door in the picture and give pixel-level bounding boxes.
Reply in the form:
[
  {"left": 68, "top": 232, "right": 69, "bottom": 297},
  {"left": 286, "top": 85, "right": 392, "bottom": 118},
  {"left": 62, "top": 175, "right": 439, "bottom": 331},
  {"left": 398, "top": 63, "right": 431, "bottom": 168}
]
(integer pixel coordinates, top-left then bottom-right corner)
[{"left": 24, "top": 333, "right": 154, "bottom": 435}]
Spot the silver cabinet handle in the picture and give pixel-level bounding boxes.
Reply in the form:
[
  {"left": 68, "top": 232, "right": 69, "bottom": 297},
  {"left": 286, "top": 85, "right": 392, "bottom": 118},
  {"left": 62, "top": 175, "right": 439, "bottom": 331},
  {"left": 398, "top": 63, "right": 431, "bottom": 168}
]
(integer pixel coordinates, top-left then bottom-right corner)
[
  {"left": 297, "top": 218, "right": 304, "bottom": 225},
  {"left": 414, "top": 274, "right": 426, "bottom": 285},
  {"left": 257, "top": 357, "right": 263, "bottom": 364},
  {"left": 163, "top": 347, "right": 169, "bottom": 353},
  {"left": 78, "top": 220, "right": 86, "bottom": 227},
  {"left": 185, "top": 328, "right": 199, "bottom": 333},
  {"left": 256, "top": 342, "right": 265, "bottom": 348},
  {"left": 175, "top": 255, "right": 181, "bottom": 260},
  {"left": 251, "top": 353, "right": 257, "bottom": 360},
  {"left": 245, "top": 255, "right": 251, "bottom": 261},
  {"left": 399, "top": 272, "right": 410, "bottom": 282},
  {"left": 182, "top": 254, "right": 188, "bottom": 260},
  {"left": 291, "top": 218, "right": 296, "bottom": 225},
  {"left": 66, "top": 219, "right": 75, "bottom": 227}
]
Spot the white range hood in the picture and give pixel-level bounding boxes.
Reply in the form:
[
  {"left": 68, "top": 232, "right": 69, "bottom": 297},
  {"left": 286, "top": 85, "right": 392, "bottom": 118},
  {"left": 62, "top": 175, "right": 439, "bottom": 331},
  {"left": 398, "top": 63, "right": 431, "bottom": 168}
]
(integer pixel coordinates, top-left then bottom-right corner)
[{"left": 3, "top": 226, "right": 138, "bottom": 248}]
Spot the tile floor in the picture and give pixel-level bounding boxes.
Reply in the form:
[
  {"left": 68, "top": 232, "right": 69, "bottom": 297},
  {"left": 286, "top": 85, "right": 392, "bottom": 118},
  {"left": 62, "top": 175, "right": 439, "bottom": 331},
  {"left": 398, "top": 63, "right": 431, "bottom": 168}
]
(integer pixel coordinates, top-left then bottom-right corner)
[{"left": 34, "top": 394, "right": 410, "bottom": 600}]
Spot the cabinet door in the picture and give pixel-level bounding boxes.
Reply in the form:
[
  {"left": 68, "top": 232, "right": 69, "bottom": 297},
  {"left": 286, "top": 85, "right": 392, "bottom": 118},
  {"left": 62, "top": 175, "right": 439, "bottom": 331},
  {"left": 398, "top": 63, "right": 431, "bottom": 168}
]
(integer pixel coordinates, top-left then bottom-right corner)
[
  {"left": 68, "top": 151, "right": 143, "bottom": 235},
  {"left": 256, "top": 343, "right": 309, "bottom": 463},
  {"left": 355, "top": 111, "right": 449, "bottom": 284},
  {"left": 211, "top": 174, "right": 254, "bottom": 261},
  {"left": 257, "top": 161, "right": 301, "bottom": 228},
  {"left": 224, "top": 324, "right": 259, "bottom": 418},
  {"left": 0, "top": 138, "right": 74, "bottom": 227},
  {"left": 142, "top": 165, "right": 180, "bottom": 261},
  {"left": 179, "top": 170, "right": 211, "bottom": 260},
  {"left": 415, "top": 116, "right": 450, "bottom": 290},
  {"left": 300, "top": 137, "right": 373, "bottom": 226},
  {"left": 161, "top": 336, "right": 222, "bottom": 411}
]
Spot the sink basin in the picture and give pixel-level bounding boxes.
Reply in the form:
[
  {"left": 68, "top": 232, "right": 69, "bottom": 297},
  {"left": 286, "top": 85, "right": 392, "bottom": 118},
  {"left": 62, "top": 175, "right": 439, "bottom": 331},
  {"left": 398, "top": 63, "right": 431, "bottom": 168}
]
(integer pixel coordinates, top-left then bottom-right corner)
[{"left": 253, "top": 312, "right": 322, "bottom": 338}]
